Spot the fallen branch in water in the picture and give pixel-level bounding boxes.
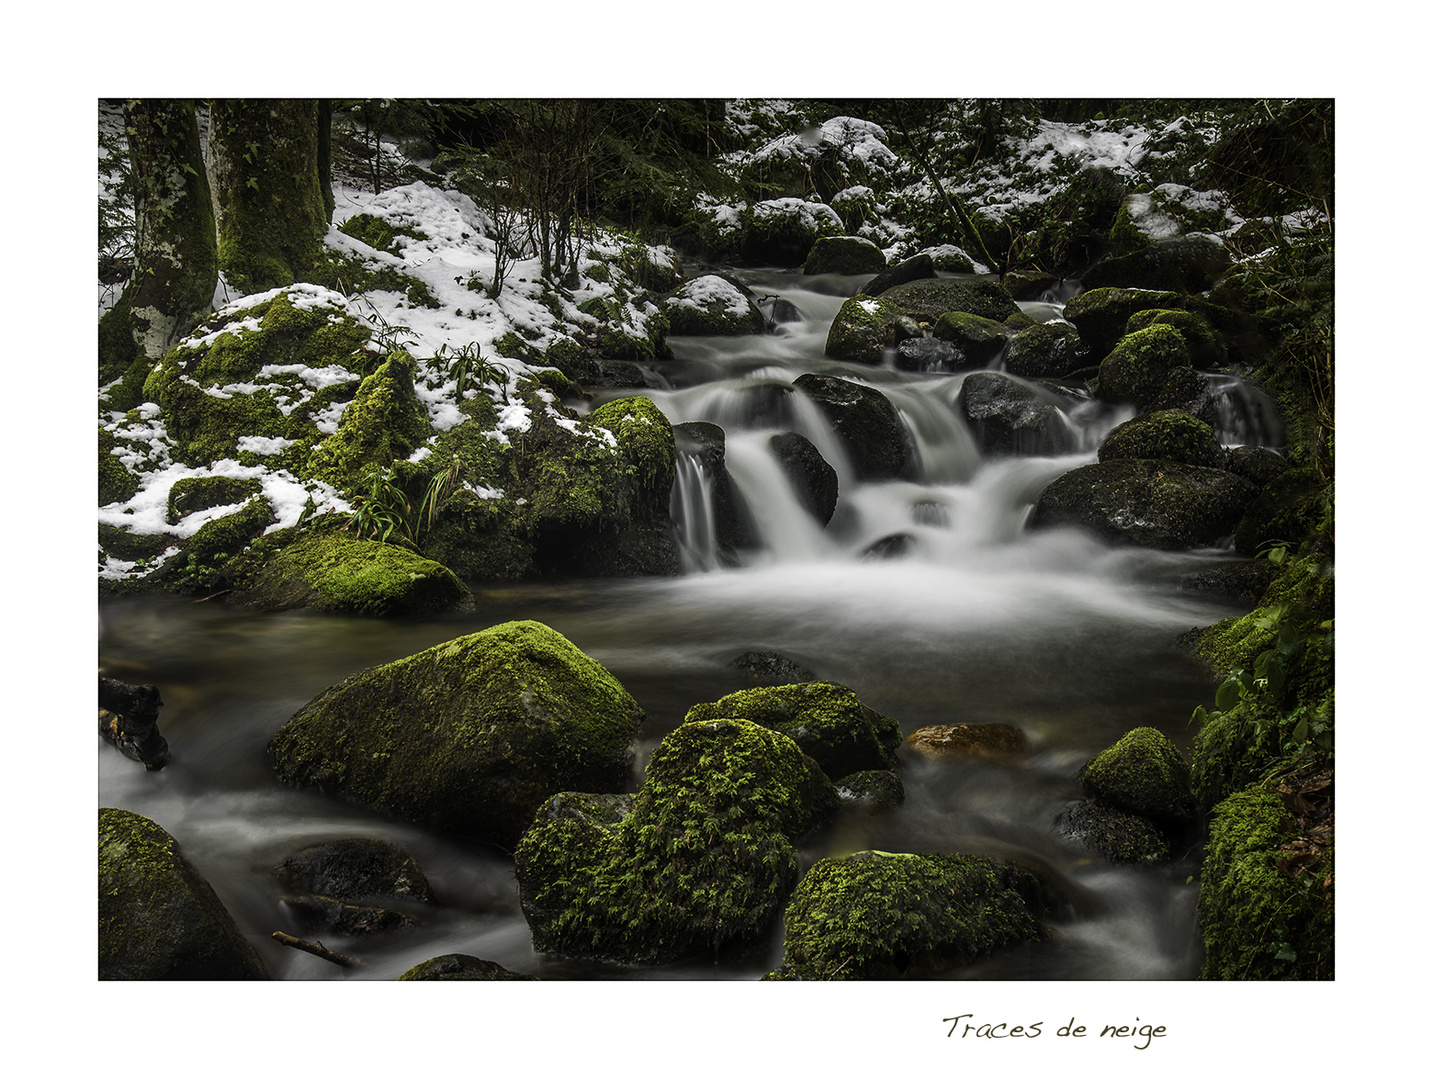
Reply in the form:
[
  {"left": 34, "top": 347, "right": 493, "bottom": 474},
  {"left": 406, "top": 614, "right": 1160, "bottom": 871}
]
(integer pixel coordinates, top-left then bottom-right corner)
[{"left": 271, "top": 931, "right": 360, "bottom": 968}]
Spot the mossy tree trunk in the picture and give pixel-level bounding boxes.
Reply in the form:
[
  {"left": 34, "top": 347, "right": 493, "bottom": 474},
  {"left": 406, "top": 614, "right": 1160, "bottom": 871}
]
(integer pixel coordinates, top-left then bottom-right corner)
[
  {"left": 98, "top": 99, "right": 216, "bottom": 404},
  {"left": 206, "top": 99, "right": 331, "bottom": 293}
]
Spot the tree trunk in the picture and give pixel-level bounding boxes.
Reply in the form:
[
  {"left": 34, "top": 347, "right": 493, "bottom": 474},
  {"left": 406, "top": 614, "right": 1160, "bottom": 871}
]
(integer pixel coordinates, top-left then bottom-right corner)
[
  {"left": 98, "top": 99, "right": 216, "bottom": 404},
  {"left": 206, "top": 99, "right": 330, "bottom": 293}
]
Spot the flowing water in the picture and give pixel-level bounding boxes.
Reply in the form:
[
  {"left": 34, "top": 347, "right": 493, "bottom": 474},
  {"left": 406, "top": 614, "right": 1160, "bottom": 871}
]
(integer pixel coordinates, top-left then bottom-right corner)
[{"left": 97, "top": 269, "right": 1268, "bottom": 981}]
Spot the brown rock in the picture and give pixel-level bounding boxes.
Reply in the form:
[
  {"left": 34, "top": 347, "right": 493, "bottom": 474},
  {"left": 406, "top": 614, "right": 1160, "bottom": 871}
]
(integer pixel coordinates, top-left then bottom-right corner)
[{"left": 902, "top": 723, "right": 1030, "bottom": 761}]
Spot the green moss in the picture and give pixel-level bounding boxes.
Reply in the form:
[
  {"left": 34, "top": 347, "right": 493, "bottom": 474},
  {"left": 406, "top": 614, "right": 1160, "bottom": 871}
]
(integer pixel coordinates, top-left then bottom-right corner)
[
  {"left": 268, "top": 620, "right": 643, "bottom": 847},
  {"left": 824, "top": 294, "right": 906, "bottom": 364},
  {"left": 398, "top": 954, "right": 538, "bottom": 981},
  {"left": 1125, "top": 308, "right": 1226, "bottom": 367},
  {"left": 1097, "top": 409, "right": 1225, "bottom": 469},
  {"left": 515, "top": 718, "right": 838, "bottom": 965},
  {"left": 1061, "top": 286, "right": 1188, "bottom": 358},
  {"left": 338, "top": 212, "right": 428, "bottom": 255},
  {"left": 166, "top": 475, "right": 263, "bottom": 523},
  {"left": 588, "top": 395, "right": 677, "bottom": 520},
  {"left": 99, "top": 429, "right": 139, "bottom": 506},
  {"left": 306, "top": 351, "right": 432, "bottom": 494},
  {"left": 683, "top": 681, "right": 902, "bottom": 780},
  {"left": 932, "top": 311, "right": 1010, "bottom": 364},
  {"left": 305, "top": 249, "right": 441, "bottom": 309},
  {"left": 769, "top": 850, "right": 1046, "bottom": 980},
  {"left": 100, "top": 808, "right": 267, "bottom": 980},
  {"left": 236, "top": 530, "right": 468, "bottom": 616},
  {"left": 1097, "top": 324, "right": 1192, "bottom": 407},
  {"left": 1198, "top": 786, "right": 1333, "bottom": 979},
  {"left": 1077, "top": 726, "right": 1196, "bottom": 822}
]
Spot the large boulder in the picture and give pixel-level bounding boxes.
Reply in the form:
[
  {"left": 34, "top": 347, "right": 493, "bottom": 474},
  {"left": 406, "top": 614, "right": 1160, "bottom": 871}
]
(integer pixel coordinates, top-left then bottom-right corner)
[
  {"left": 1060, "top": 287, "right": 1188, "bottom": 360},
  {"left": 932, "top": 311, "right": 1010, "bottom": 367},
  {"left": 1029, "top": 459, "right": 1256, "bottom": 550},
  {"left": 233, "top": 529, "right": 469, "bottom": 616},
  {"left": 769, "top": 432, "right": 839, "bottom": 525},
  {"left": 664, "top": 275, "right": 766, "bottom": 336},
  {"left": 877, "top": 277, "right": 1020, "bottom": 323},
  {"left": 514, "top": 718, "right": 840, "bottom": 965},
  {"left": 682, "top": 681, "right": 902, "bottom": 781},
  {"left": 268, "top": 620, "right": 644, "bottom": 848},
  {"left": 767, "top": 850, "right": 1047, "bottom": 980},
  {"left": 742, "top": 197, "right": 845, "bottom": 266},
  {"left": 859, "top": 253, "right": 935, "bottom": 297},
  {"left": 1097, "top": 409, "right": 1226, "bottom": 470},
  {"left": 1081, "top": 235, "right": 1232, "bottom": 294},
  {"left": 803, "top": 235, "right": 886, "bottom": 276},
  {"left": 100, "top": 808, "right": 267, "bottom": 980},
  {"left": 794, "top": 373, "right": 910, "bottom": 480},
  {"left": 956, "top": 371, "right": 1073, "bottom": 457}
]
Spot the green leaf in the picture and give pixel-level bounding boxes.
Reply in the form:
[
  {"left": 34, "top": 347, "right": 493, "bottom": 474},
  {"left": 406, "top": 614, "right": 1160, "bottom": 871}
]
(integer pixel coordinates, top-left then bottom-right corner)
[{"left": 1215, "top": 677, "right": 1245, "bottom": 712}]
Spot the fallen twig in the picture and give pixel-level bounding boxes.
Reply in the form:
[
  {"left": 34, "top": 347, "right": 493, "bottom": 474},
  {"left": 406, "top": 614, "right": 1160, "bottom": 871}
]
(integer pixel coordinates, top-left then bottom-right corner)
[{"left": 271, "top": 930, "right": 360, "bottom": 969}]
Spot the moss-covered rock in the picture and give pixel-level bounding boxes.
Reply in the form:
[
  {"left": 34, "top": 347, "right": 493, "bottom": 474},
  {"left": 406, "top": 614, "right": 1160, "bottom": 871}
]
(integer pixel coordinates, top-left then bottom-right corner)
[
  {"left": 99, "top": 429, "right": 140, "bottom": 506},
  {"left": 1232, "top": 466, "right": 1332, "bottom": 557},
  {"left": 1077, "top": 727, "right": 1196, "bottom": 823},
  {"left": 514, "top": 718, "right": 840, "bottom": 965},
  {"left": 100, "top": 808, "right": 267, "bottom": 980},
  {"left": 768, "top": 850, "right": 1047, "bottom": 980},
  {"left": 166, "top": 475, "right": 264, "bottom": 523},
  {"left": 306, "top": 351, "right": 432, "bottom": 495},
  {"left": 1109, "top": 185, "right": 1240, "bottom": 253},
  {"left": 1082, "top": 235, "right": 1232, "bottom": 294},
  {"left": 1004, "top": 321, "right": 1087, "bottom": 379},
  {"left": 834, "top": 769, "right": 905, "bottom": 812},
  {"left": 1060, "top": 287, "right": 1188, "bottom": 360},
  {"left": 268, "top": 620, "right": 644, "bottom": 848},
  {"left": 1030, "top": 459, "right": 1255, "bottom": 549},
  {"left": 824, "top": 293, "right": 907, "bottom": 365},
  {"left": 957, "top": 371, "right": 1074, "bottom": 457},
  {"left": 877, "top": 277, "right": 1020, "bottom": 323},
  {"left": 741, "top": 197, "right": 845, "bottom": 266},
  {"left": 1097, "top": 324, "right": 1192, "bottom": 408},
  {"left": 663, "top": 275, "right": 766, "bottom": 336},
  {"left": 932, "top": 311, "right": 1010, "bottom": 366},
  {"left": 794, "top": 373, "right": 910, "bottom": 480},
  {"left": 587, "top": 395, "right": 677, "bottom": 522},
  {"left": 803, "top": 235, "right": 886, "bottom": 276},
  {"left": 1125, "top": 307, "right": 1227, "bottom": 368},
  {"left": 399, "top": 954, "right": 539, "bottom": 980},
  {"left": 1097, "top": 409, "right": 1225, "bottom": 469},
  {"left": 1054, "top": 800, "right": 1173, "bottom": 864},
  {"left": 683, "top": 682, "right": 902, "bottom": 780},
  {"left": 1198, "top": 785, "right": 1333, "bottom": 979},
  {"left": 233, "top": 529, "right": 468, "bottom": 615}
]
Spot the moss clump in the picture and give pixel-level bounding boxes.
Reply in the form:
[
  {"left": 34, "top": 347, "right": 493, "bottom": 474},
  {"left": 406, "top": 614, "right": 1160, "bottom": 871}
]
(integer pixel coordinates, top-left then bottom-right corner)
[
  {"left": 769, "top": 850, "right": 1047, "bottom": 980},
  {"left": 166, "top": 475, "right": 263, "bottom": 523},
  {"left": 824, "top": 294, "right": 907, "bottom": 365},
  {"left": 1097, "top": 324, "right": 1192, "bottom": 407},
  {"left": 1198, "top": 785, "right": 1333, "bottom": 979},
  {"left": 1097, "top": 409, "right": 1225, "bottom": 469},
  {"left": 1078, "top": 726, "right": 1197, "bottom": 823},
  {"left": 683, "top": 682, "right": 902, "bottom": 780},
  {"left": 234, "top": 530, "right": 468, "bottom": 616},
  {"left": 305, "top": 248, "right": 441, "bottom": 309},
  {"left": 268, "top": 620, "right": 643, "bottom": 848},
  {"left": 1125, "top": 308, "right": 1227, "bottom": 367},
  {"left": 100, "top": 808, "right": 267, "bottom": 980},
  {"left": 931, "top": 311, "right": 1010, "bottom": 365},
  {"left": 1061, "top": 286, "right": 1187, "bottom": 359},
  {"left": 172, "top": 495, "right": 274, "bottom": 592},
  {"left": 398, "top": 954, "right": 538, "bottom": 981},
  {"left": 1004, "top": 321, "right": 1086, "bottom": 379},
  {"left": 588, "top": 396, "right": 677, "bottom": 520},
  {"left": 99, "top": 429, "right": 140, "bottom": 506},
  {"left": 306, "top": 351, "right": 432, "bottom": 495},
  {"left": 514, "top": 718, "right": 839, "bottom": 966}
]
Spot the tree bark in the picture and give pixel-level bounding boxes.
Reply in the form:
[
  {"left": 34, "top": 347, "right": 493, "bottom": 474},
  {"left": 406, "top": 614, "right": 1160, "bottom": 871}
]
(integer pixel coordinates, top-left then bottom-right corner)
[
  {"left": 206, "top": 99, "right": 330, "bottom": 293},
  {"left": 271, "top": 930, "right": 359, "bottom": 968},
  {"left": 98, "top": 99, "right": 216, "bottom": 402}
]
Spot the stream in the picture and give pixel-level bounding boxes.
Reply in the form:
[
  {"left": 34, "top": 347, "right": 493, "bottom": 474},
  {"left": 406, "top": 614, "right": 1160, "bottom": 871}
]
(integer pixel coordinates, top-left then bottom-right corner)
[{"left": 97, "top": 268, "right": 1265, "bottom": 980}]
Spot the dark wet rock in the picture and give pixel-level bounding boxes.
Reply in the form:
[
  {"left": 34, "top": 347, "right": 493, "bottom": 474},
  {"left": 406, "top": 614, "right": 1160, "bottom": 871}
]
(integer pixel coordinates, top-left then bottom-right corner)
[
  {"left": 1078, "top": 726, "right": 1197, "bottom": 823},
  {"left": 1097, "top": 409, "right": 1226, "bottom": 470},
  {"left": 901, "top": 723, "right": 1030, "bottom": 761},
  {"left": 1178, "top": 558, "right": 1280, "bottom": 605},
  {"left": 1030, "top": 459, "right": 1257, "bottom": 550},
  {"left": 1005, "top": 321, "right": 1087, "bottom": 379},
  {"left": 100, "top": 808, "right": 268, "bottom": 980},
  {"left": 515, "top": 718, "right": 840, "bottom": 965},
  {"left": 795, "top": 373, "right": 910, "bottom": 480},
  {"left": 1061, "top": 287, "right": 1188, "bottom": 360},
  {"left": 769, "top": 297, "right": 804, "bottom": 325},
  {"left": 932, "top": 311, "right": 1009, "bottom": 366},
  {"left": 834, "top": 769, "right": 905, "bottom": 813},
  {"left": 769, "top": 431, "right": 839, "bottom": 525},
  {"left": 674, "top": 420, "right": 756, "bottom": 556},
  {"left": 399, "top": 954, "right": 539, "bottom": 980},
  {"left": 1081, "top": 235, "right": 1232, "bottom": 294},
  {"left": 1144, "top": 365, "right": 1223, "bottom": 428},
  {"left": 1226, "top": 445, "right": 1290, "bottom": 489},
  {"left": 268, "top": 620, "right": 644, "bottom": 849},
  {"left": 99, "top": 676, "right": 169, "bottom": 771},
  {"left": 1233, "top": 466, "right": 1332, "bottom": 557},
  {"left": 859, "top": 253, "right": 935, "bottom": 297},
  {"left": 957, "top": 371, "right": 1073, "bottom": 457},
  {"left": 684, "top": 681, "right": 903, "bottom": 780},
  {"left": 894, "top": 336, "right": 966, "bottom": 373},
  {"left": 804, "top": 235, "right": 887, "bottom": 276},
  {"left": 276, "top": 837, "right": 434, "bottom": 907},
  {"left": 730, "top": 650, "right": 819, "bottom": 686},
  {"left": 1055, "top": 800, "right": 1173, "bottom": 864},
  {"left": 767, "top": 849, "right": 1047, "bottom": 980}
]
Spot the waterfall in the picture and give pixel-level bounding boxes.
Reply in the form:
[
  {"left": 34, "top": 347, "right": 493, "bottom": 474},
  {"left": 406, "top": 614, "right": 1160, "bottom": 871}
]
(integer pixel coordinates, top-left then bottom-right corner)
[{"left": 670, "top": 450, "right": 719, "bottom": 573}]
